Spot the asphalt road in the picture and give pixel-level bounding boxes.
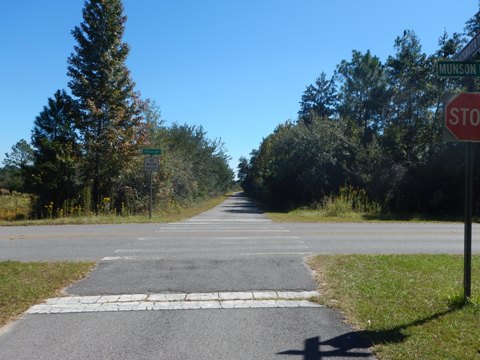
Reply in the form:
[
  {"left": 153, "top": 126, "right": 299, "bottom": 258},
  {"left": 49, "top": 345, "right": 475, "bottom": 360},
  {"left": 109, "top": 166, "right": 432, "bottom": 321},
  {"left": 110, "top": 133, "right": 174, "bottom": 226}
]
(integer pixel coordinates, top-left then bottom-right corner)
[
  {"left": 0, "top": 193, "right": 478, "bottom": 359},
  {"left": 1, "top": 202, "right": 478, "bottom": 263}
]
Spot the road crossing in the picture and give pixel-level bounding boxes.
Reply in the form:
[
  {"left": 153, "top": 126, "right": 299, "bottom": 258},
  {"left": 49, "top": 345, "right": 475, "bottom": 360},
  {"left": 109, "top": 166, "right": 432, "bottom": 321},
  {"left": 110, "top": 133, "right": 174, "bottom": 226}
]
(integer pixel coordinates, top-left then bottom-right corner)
[{"left": 0, "top": 193, "right": 376, "bottom": 359}]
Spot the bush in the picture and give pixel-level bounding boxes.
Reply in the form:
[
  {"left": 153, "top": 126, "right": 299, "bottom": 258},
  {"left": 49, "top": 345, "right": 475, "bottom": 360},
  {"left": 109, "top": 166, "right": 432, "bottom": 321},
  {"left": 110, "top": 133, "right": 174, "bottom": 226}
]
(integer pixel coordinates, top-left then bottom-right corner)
[
  {"left": 0, "top": 192, "right": 32, "bottom": 221},
  {"left": 319, "top": 186, "right": 380, "bottom": 217}
]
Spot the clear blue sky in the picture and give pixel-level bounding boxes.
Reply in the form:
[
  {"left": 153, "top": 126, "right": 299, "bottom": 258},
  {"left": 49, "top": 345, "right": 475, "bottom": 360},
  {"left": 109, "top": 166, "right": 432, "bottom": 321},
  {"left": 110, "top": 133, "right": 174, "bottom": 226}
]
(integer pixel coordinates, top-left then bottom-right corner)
[{"left": 0, "top": 0, "right": 476, "bottom": 173}]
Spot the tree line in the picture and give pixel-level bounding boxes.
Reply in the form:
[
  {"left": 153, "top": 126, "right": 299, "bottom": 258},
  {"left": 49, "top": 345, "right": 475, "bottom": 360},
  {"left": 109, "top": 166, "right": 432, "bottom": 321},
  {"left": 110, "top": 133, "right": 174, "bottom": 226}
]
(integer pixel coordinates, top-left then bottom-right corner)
[
  {"left": 1, "top": 0, "right": 233, "bottom": 218},
  {"left": 239, "top": 14, "right": 480, "bottom": 216}
]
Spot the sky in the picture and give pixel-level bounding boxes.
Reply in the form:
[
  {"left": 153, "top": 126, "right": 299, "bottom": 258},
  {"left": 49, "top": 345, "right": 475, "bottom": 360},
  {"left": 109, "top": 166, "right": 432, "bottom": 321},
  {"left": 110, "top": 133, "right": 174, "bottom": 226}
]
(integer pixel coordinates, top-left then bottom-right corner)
[{"left": 0, "top": 0, "right": 477, "bottom": 174}]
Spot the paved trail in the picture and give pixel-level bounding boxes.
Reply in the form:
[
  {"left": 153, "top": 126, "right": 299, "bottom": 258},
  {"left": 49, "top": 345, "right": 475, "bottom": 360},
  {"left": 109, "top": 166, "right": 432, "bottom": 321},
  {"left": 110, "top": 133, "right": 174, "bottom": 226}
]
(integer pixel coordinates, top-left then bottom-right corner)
[
  {"left": 13, "top": 193, "right": 473, "bottom": 358},
  {"left": 1, "top": 193, "right": 478, "bottom": 358}
]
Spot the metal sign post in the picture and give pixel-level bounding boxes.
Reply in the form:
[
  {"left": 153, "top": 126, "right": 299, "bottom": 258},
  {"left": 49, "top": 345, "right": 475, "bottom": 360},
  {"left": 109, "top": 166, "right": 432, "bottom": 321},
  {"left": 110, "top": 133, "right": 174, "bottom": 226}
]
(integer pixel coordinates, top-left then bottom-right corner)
[
  {"left": 443, "top": 91, "right": 476, "bottom": 301},
  {"left": 142, "top": 149, "right": 161, "bottom": 220},
  {"left": 465, "top": 142, "right": 473, "bottom": 299},
  {"left": 439, "top": 54, "right": 480, "bottom": 300},
  {"left": 149, "top": 170, "right": 153, "bottom": 220},
  {"left": 464, "top": 79, "right": 476, "bottom": 300}
]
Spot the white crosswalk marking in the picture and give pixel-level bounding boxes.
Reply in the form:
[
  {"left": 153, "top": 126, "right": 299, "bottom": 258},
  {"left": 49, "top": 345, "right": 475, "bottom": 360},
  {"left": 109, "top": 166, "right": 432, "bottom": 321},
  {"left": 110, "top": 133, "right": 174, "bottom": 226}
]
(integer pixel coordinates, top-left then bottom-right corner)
[
  {"left": 27, "top": 291, "right": 321, "bottom": 314},
  {"left": 101, "top": 218, "right": 311, "bottom": 261}
]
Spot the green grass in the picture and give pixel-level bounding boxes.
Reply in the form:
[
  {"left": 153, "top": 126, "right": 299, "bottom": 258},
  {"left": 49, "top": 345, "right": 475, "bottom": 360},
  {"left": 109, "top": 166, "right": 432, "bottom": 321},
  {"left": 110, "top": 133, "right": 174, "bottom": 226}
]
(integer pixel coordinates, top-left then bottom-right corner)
[
  {"left": 308, "top": 255, "right": 480, "bottom": 359},
  {"left": 0, "top": 261, "right": 95, "bottom": 326},
  {"left": 266, "top": 208, "right": 369, "bottom": 222},
  {"left": 0, "top": 194, "right": 229, "bottom": 226},
  {"left": 266, "top": 208, "right": 461, "bottom": 223}
]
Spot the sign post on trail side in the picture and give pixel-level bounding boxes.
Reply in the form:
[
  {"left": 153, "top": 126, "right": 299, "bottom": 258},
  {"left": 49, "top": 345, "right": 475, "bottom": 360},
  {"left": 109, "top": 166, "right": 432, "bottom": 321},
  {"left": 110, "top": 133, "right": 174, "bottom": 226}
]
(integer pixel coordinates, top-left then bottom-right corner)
[
  {"left": 439, "top": 34, "right": 480, "bottom": 299},
  {"left": 142, "top": 149, "right": 161, "bottom": 219},
  {"left": 144, "top": 157, "right": 160, "bottom": 172},
  {"left": 443, "top": 93, "right": 480, "bottom": 301},
  {"left": 142, "top": 148, "right": 161, "bottom": 155}
]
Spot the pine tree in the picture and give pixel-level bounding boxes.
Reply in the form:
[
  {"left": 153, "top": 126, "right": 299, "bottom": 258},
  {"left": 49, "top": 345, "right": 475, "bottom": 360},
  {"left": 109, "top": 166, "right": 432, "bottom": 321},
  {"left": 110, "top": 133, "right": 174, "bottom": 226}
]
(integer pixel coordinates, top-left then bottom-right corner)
[
  {"left": 67, "top": 0, "right": 143, "bottom": 213},
  {"left": 298, "top": 72, "right": 337, "bottom": 125},
  {"left": 336, "top": 50, "right": 389, "bottom": 141},
  {"left": 29, "top": 90, "right": 80, "bottom": 215}
]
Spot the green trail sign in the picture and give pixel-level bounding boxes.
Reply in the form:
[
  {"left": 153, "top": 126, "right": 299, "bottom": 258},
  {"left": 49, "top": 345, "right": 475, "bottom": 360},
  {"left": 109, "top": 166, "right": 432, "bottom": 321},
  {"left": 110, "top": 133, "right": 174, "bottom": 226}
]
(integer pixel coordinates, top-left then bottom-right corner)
[
  {"left": 437, "top": 61, "right": 480, "bottom": 77},
  {"left": 142, "top": 148, "right": 161, "bottom": 155}
]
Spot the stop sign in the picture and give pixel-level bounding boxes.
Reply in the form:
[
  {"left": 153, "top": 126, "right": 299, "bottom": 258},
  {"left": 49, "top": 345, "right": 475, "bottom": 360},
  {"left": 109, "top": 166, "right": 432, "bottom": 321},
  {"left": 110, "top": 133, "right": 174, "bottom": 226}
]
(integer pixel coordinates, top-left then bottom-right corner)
[{"left": 445, "top": 92, "right": 480, "bottom": 141}]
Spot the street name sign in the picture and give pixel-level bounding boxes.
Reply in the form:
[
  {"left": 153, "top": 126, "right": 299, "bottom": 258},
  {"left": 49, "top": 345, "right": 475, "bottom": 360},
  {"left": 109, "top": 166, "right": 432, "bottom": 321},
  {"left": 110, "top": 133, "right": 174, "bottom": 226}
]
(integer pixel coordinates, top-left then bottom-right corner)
[
  {"left": 444, "top": 92, "right": 480, "bottom": 142},
  {"left": 437, "top": 61, "right": 480, "bottom": 77},
  {"left": 142, "top": 148, "right": 161, "bottom": 155},
  {"left": 454, "top": 31, "right": 480, "bottom": 61},
  {"left": 144, "top": 157, "right": 159, "bottom": 172}
]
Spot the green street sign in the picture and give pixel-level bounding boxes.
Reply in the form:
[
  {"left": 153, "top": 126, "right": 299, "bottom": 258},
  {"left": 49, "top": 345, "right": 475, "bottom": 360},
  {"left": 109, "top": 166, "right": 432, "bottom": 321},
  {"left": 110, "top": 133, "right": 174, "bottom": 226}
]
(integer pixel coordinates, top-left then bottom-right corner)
[
  {"left": 437, "top": 61, "right": 480, "bottom": 77},
  {"left": 142, "top": 148, "right": 161, "bottom": 155}
]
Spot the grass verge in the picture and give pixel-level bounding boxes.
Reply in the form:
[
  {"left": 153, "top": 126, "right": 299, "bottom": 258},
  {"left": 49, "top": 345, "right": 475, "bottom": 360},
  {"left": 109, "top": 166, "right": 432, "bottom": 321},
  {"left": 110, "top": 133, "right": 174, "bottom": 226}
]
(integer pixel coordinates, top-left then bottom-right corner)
[
  {"left": 0, "top": 261, "right": 95, "bottom": 327},
  {"left": 266, "top": 209, "right": 368, "bottom": 223},
  {"left": 0, "top": 194, "right": 229, "bottom": 226},
  {"left": 308, "top": 254, "right": 480, "bottom": 360},
  {"left": 266, "top": 209, "right": 460, "bottom": 223}
]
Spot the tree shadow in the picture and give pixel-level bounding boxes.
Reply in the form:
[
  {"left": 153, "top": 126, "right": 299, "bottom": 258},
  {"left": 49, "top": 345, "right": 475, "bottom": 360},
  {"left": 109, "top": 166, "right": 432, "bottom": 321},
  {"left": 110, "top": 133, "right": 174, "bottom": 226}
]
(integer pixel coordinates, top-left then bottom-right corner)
[
  {"left": 220, "top": 201, "right": 265, "bottom": 214},
  {"left": 224, "top": 208, "right": 265, "bottom": 214},
  {"left": 277, "top": 306, "right": 463, "bottom": 359},
  {"left": 222, "top": 204, "right": 260, "bottom": 209}
]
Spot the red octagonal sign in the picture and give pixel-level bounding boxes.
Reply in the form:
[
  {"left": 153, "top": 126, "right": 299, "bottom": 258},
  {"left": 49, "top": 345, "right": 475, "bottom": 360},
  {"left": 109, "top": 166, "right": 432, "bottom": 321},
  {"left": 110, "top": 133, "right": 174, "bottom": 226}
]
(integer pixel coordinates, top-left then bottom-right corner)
[{"left": 445, "top": 92, "right": 480, "bottom": 141}]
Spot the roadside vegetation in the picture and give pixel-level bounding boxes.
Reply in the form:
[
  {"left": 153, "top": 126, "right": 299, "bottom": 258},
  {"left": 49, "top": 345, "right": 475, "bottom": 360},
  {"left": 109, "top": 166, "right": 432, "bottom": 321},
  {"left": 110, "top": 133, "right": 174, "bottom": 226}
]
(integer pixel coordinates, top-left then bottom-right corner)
[
  {"left": 265, "top": 209, "right": 452, "bottom": 223},
  {"left": 265, "top": 185, "right": 463, "bottom": 222},
  {"left": 267, "top": 185, "right": 381, "bottom": 222},
  {"left": 309, "top": 254, "right": 480, "bottom": 359},
  {"left": 0, "top": 193, "right": 229, "bottom": 226},
  {"left": 0, "top": 261, "right": 94, "bottom": 327},
  {"left": 238, "top": 13, "right": 480, "bottom": 220},
  {"left": 0, "top": 192, "right": 31, "bottom": 221},
  {"left": 0, "top": 0, "right": 234, "bottom": 223}
]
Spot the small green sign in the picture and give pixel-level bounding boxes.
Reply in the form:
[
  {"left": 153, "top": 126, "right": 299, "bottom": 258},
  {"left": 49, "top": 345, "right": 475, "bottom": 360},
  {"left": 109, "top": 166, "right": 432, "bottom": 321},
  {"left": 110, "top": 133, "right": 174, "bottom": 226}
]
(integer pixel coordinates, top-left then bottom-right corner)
[
  {"left": 142, "top": 148, "right": 161, "bottom": 155},
  {"left": 437, "top": 61, "right": 480, "bottom": 77}
]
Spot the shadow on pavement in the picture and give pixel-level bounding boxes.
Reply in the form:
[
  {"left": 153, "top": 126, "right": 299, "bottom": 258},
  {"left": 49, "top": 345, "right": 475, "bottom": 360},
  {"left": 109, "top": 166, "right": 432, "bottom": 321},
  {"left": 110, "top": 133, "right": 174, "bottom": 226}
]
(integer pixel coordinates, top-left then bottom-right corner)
[
  {"left": 220, "top": 193, "right": 265, "bottom": 214},
  {"left": 224, "top": 208, "right": 265, "bottom": 214},
  {"left": 277, "top": 306, "right": 463, "bottom": 359},
  {"left": 277, "top": 335, "right": 373, "bottom": 359}
]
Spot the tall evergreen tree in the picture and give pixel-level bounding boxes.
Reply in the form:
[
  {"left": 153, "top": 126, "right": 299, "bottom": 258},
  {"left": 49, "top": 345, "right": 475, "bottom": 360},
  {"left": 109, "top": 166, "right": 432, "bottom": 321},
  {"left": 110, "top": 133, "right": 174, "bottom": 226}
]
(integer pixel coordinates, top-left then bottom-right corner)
[
  {"left": 67, "top": 0, "right": 142, "bottom": 213},
  {"left": 427, "top": 31, "right": 464, "bottom": 155},
  {"left": 29, "top": 90, "right": 80, "bottom": 215},
  {"left": 298, "top": 72, "right": 337, "bottom": 125},
  {"left": 336, "top": 50, "right": 389, "bottom": 141},
  {"left": 237, "top": 156, "right": 249, "bottom": 184},
  {"left": 384, "top": 30, "right": 430, "bottom": 165}
]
